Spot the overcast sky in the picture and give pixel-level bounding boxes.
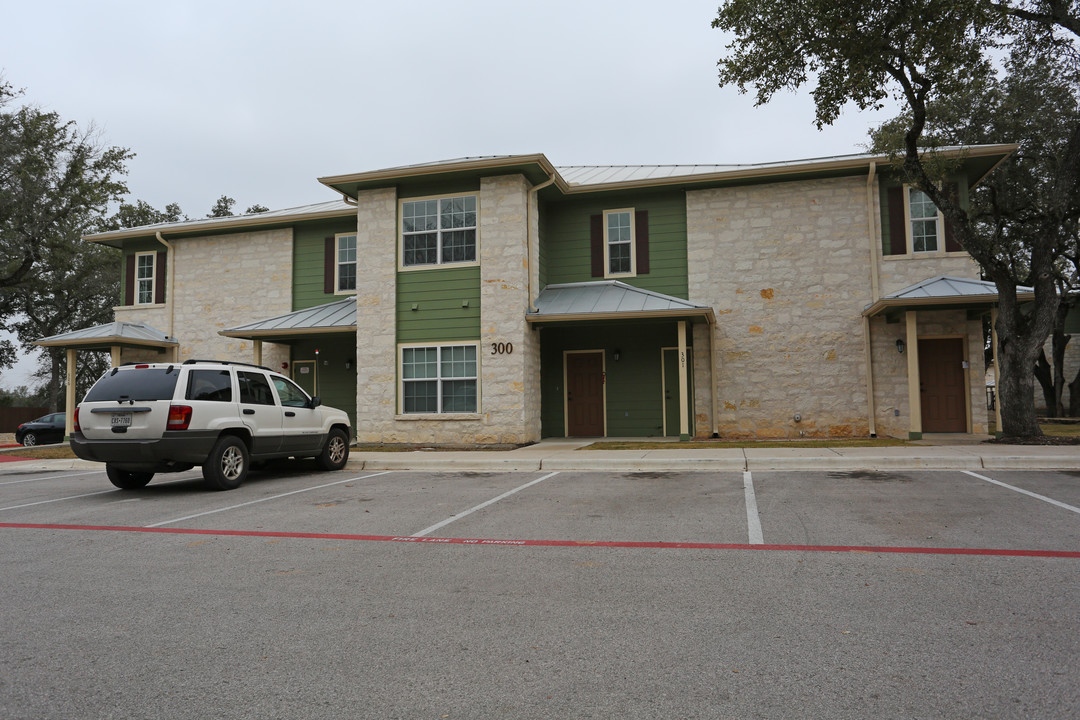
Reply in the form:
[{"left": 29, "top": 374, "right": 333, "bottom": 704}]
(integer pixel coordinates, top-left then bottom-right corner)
[{"left": 2, "top": 0, "right": 899, "bottom": 388}]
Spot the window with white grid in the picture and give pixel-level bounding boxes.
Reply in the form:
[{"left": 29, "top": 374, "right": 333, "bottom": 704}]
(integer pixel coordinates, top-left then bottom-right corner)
[
  {"left": 401, "top": 344, "right": 478, "bottom": 413},
  {"left": 401, "top": 195, "right": 477, "bottom": 267}
]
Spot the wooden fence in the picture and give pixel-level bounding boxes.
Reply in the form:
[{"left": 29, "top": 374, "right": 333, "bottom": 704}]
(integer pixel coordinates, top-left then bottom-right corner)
[{"left": 0, "top": 407, "right": 50, "bottom": 432}]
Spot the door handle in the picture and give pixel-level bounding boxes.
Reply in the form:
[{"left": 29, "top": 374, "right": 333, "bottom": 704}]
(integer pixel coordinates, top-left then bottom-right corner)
[
  {"left": 285, "top": 411, "right": 295, "bottom": 417},
  {"left": 243, "top": 408, "right": 255, "bottom": 415}
]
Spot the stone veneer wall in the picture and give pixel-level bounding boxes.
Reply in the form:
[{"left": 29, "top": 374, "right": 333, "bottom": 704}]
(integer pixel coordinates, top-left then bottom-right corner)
[
  {"left": 687, "top": 176, "right": 877, "bottom": 438},
  {"left": 113, "top": 229, "right": 292, "bottom": 370},
  {"left": 352, "top": 188, "right": 400, "bottom": 443},
  {"left": 356, "top": 175, "right": 541, "bottom": 445}
]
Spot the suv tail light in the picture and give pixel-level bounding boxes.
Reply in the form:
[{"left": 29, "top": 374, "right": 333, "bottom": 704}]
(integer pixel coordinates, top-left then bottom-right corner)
[
  {"left": 167, "top": 405, "right": 193, "bottom": 431},
  {"left": 73, "top": 408, "right": 80, "bottom": 433}
]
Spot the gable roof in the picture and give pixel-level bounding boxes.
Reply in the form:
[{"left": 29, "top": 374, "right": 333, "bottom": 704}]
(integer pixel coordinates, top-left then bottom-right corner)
[
  {"left": 863, "top": 275, "right": 1035, "bottom": 317},
  {"left": 527, "top": 281, "right": 714, "bottom": 324}
]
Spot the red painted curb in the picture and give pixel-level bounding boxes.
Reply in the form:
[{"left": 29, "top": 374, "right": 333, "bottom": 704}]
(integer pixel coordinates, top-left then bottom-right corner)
[{"left": 1, "top": 522, "right": 1078, "bottom": 559}]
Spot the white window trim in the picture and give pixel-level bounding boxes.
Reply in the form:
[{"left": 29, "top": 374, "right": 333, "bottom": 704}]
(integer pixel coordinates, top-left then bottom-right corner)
[
  {"left": 397, "top": 341, "right": 481, "bottom": 416},
  {"left": 398, "top": 192, "right": 480, "bottom": 272},
  {"left": 335, "top": 232, "right": 358, "bottom": 294},
  {"left": 134, "top": 251, "right": 157, "bottom": 305},
  {"left": 602, "top": 208, "right": 636, "bottom": 278},
  {"left": 902, "top": 185, "right": 946, "bottom": 255}
]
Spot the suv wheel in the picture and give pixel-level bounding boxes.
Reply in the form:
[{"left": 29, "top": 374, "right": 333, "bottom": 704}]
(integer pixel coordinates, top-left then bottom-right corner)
[
  {"left": 106, "top": 464, "right": 154, "bottom": 490},
  {"left": 203, "top": 436, "right": 249, "bottom": 491},
  {"left": 316, "top": 428, "right": 350, "bottom": 471}
]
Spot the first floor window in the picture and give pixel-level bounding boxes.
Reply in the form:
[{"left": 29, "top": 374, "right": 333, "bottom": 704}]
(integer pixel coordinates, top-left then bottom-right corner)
[
  {"left": 908, "top": 188, "right": 940, "bottom": 253},
  {"left": 337, "top": 234, "right": 357, "bottom": 291},
  {"left": 402, "top": 195, "right": 477, "bottom": 267},
  {"left": 604, "top": 208, "right": 634, "bottom": 276},
  {"left": 401, "top": 344, "right": 478, "bottom": 413},
  {"left": 135, "top": 252, "right": 156, "bottom": 304}
]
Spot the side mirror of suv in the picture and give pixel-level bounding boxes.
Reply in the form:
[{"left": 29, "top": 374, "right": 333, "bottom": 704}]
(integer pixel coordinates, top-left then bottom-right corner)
[{"left": 308, "top": 396, "right": 322, "bottom": 409}]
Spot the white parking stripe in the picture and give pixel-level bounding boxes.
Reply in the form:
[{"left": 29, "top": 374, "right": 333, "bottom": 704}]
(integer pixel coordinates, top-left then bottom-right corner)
[
  {"left": 963, "top": 470, "right": 1080, "bottom": 515},
  {"left": 743, "top": 471, "right": 764, "bottom": 545},
  {"left": 0, "top": 470, "right": 106, "bottom": 486},
  {"left": 145, "top": 472, "right": 392, "bottom": 528},
  {"left": 411, "top": 471, "right": 560, "bottom": 537},
  {"left": 0, "top": 490, "right": 117, "bottom": 511}
]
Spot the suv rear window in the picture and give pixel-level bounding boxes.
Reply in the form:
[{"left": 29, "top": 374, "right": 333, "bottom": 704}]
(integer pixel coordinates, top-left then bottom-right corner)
[
  {"left": 186, "top": 369, "right": 233, "bottom": 402},
  {"left": 83, "top": 367, "right": 181, "bottom": 402}
]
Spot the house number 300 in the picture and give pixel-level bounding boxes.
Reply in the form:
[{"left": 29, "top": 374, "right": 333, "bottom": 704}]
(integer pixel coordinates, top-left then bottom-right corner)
[{"left": 491, "top": 342, "right": 514, "bottom": 355}]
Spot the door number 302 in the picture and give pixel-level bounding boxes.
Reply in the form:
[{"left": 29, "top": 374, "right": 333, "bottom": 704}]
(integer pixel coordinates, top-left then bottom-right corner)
[{"left": 491, "top": 342, "right": 514, "bottom": 355}]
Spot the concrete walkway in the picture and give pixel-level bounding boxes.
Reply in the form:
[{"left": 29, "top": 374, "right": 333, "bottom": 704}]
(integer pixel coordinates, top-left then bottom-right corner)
[{"left": 1, "top": 437, "right": 1077, "bottom": 474}]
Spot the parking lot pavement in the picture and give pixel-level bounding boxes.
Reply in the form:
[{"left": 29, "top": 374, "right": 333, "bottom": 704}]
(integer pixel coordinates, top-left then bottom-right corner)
[{"left": 2, "top": 466, "right": 1078, "bottom": 719}]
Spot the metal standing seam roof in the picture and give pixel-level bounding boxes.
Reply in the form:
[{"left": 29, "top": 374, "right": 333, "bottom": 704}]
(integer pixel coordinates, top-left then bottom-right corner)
[
  {"left": 863, "top": 275, "right": 1035, "bottom": 316},
  {"left": 33, "top": 322, "right": 178, "bottom": 348},
  {"left": 221, "top": 297, "right": 357, "bottom": 338},
  {"left": 528, "top": 281, "right": 714, "bottom": 323}
]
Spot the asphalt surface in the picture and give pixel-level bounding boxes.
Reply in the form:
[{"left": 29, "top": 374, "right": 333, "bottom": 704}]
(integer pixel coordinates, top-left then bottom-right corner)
[{"left": 1, "top": 463, "right": 1078, "bottom": 719}]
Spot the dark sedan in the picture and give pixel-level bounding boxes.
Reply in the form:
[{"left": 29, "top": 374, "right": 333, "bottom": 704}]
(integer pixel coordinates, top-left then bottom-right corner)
[{"left": 15, "top": 412, "right": 67, "bottom": 446}]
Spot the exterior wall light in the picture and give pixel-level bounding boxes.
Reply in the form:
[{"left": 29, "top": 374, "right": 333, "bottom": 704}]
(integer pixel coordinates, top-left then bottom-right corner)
[
  {"left": 613, "top": 349, "right": 621, "bottom": 362},
  {"left": 896, "top": 339, "right": 906, "bottom": 354}
]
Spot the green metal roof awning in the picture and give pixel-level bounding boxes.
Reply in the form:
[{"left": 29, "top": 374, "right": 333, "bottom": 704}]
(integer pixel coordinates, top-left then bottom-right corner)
[
  {"left": 527, "top": 281, "right": 715, "bottom": 325},
  {"left": 221, "top": 297, "right": 357, "bottom": 343},
  {"left": 33, "top": 322, "right": 178, "bottom": 351},
  {"left": 863, "top": 275, "right": 1035, "bottom": 317}
]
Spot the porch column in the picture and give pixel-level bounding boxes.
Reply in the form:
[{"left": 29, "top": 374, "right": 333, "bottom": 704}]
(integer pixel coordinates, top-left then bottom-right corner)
[
  {"left": 863, "top": 316, "right": 877, "bottom": 437},
  {"left": 253, "top": 340, "right": 263, "bottom": 366},
  {"left": 678, "top": 320, "right": 689, "bottom": 441},
  {"left": 65, "top": 348, "right": 77, "bottom": 439},
  {"left": 905, "top": 311, "right": 922, "bottom": 439},
  {"left": 110, "top": 345, "right": 121, "bottom": 368}
]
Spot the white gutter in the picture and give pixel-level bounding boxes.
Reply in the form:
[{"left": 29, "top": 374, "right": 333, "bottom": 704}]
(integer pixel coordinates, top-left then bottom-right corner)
[
  {"left": 526, "top": 173, "right": 557, "bottom": 312},
  {"left": 864, "top": 162, "right": 878, "bottom": 437},
  {"left": 155, "top": 232, "right": 176, "bottom": 354}
]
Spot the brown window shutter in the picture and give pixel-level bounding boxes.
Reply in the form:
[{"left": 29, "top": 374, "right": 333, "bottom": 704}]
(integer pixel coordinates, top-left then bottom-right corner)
[
  {"left": 124, "top": 254, "right": 135, "bottom": 305},
  {"left": 590, "top": 215, "right": 604, "bottom": 277},
  {"left": 324, "top": 237, "right": 335, "bottom": 294},
  {"left": 886, "top": 186, "right": 907, "bottom": 255},
  {"left": 943, "top": 182, "right": 962, "bottom": 252},
  {"left": 634, "top": 210, "right": 649, "bottom": 274},
  {"left": 154, "top": 251, "right": 167, "bottom": 304}
]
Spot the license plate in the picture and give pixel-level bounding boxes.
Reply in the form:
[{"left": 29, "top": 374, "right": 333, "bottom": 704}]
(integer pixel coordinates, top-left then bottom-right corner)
[{"left": 111, "top": 413, "right": 133, "bottom": 427}]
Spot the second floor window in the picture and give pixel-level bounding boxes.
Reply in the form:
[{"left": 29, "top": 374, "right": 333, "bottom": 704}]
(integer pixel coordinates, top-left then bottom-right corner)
[
  {"left": 136, "top": 252, "right": 156, "bottom": 304},
  {"left": 908, "top": 189, "right": 940, "bottom": 253},
  {"left": 604, "top": 208, "right": 635, "bottom": 276},
  {"left": 402, "top": 195, "right": 477, "bottom": 267},
  {"left": 337, "top": 234, "right": 357, "bottom": 292}
]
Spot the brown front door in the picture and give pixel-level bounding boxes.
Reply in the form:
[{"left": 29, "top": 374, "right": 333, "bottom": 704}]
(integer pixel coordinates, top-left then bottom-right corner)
[
  {"left": 919, "top": 338, "right": 967, "bottom": 432},
  {"left": 566, "top": 352, "right": 604, "bottom": 436}
]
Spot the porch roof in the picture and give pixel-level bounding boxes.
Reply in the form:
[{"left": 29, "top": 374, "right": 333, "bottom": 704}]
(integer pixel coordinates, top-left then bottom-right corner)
[
  {"left": 33, "top": 322, "right": 178, "bottom": 351},
  {"left": 527, "top": 281, "right": 715, "bottom": 324},
  {"left": 863, "top": 275, "right": 1035, "bottom": 317},
  {"left": 220, "top": 297, "right": 357, "bottom": 342}
]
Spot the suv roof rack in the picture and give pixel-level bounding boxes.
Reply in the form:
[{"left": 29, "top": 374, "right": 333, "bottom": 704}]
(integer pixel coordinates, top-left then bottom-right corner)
[{"left": 181, "top": 359, "right": 273, "bottom": 371}]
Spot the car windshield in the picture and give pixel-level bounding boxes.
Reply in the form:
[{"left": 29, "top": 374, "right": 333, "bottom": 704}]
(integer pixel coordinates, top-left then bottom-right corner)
[{"left": 83, "top": 367, "right": 180, "bottom": 402}]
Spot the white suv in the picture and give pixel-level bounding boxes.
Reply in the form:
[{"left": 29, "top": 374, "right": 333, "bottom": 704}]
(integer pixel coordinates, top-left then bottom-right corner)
[{"left": 72, "top": 360, "right": 352, "bottom": 491}]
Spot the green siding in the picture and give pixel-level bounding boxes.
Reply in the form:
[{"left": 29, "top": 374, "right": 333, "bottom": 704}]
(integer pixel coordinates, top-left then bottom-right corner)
[
  {"left": 540, "top": 191, "right": 688, "bottom": 299},
  {"left": 398, "top": 179, "right": 480, "bottom": 200},
  {"left": 292, "top": 218, "right": 360, "bottom": 310},
  {"left": 290, "top": 338, "right": 357, "bottom": 436},
  {"left": 120, "top": 239, "right": 166, "bottom": 304},
  {"left": 539, "top": 321, "right": 686, "bottom": 438},
  {"left": 396, "top": 266, "right": 481, "bottom": 343}
]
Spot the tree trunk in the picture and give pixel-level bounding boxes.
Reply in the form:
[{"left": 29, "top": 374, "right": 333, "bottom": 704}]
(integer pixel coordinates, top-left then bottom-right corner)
[
  {"left": 1034, "top": 350, "right": 1056, "bottom": 414},
  {"left": 1070, "top": 364, "right": 1080, "bottom": 416},
  {"left": 47, "top": 351, "right": 62, "bottom": 413},
  {"left": 994, "top": 275, "right": 1058, "bottom": 437},
  {"left": 1051, "top": 326, "right": 1069, "bottom": 417}
]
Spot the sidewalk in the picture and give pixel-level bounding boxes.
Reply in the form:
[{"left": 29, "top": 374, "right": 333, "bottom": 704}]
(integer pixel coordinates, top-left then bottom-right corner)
[{"left": 1, "top": 437, "right": 1077, "bottom": 474}]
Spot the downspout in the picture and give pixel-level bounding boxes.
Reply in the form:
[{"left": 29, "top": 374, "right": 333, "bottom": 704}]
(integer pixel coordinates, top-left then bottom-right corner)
[
  {"left": 526, "top": 174, "right": 557, "bottom": 312},
  {"left": 864, "top": 162, "right": 879, "bottom": 437},
  {"left": 155, "top": 232, "right": 177, "bottom": 360}
]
